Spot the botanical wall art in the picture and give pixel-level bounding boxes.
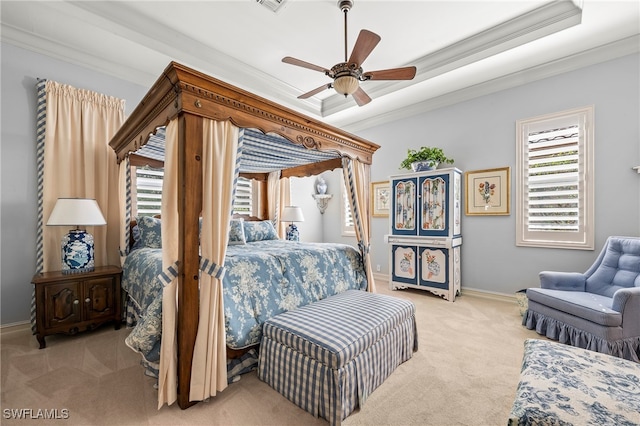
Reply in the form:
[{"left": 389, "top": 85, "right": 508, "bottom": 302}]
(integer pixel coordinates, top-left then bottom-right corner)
[
  {"left": 465, "top": 167, "right": 511, "bottom": 215},
  {"left": 371, "top": 180, "right": 390, "bottom": 217}
]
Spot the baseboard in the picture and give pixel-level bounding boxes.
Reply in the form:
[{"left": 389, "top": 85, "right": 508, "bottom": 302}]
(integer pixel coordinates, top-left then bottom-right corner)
[
  {"left": 461, "top": 287, "right": 517, "bottom": 303},
  {"left": 0, "top": 321, "right": 31, "bottom": 335},
  {"left": 374, "top": 272, "right": 517, "bottom": 304}
]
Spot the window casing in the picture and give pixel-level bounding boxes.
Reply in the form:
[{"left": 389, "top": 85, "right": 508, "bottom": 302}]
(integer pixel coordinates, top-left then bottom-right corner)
[{"left": 516, "top": 105, "right": 594, "bottom": 250}]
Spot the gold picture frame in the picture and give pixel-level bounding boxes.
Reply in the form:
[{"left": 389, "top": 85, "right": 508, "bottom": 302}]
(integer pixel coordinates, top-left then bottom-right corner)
[
  {"left": 465, "top": 167, "right": 511, "bottom": 215},
  {"left": 371, "top": 181, "right": 390, "bottom": 218}
]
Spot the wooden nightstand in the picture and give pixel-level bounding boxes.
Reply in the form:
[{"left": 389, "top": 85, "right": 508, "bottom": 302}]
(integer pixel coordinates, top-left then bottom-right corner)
[{"left": 31, "top": 265, "right": 122, "bottom": 349}]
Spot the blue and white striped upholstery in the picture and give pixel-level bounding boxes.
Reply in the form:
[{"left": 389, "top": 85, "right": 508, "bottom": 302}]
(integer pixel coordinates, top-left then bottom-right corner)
[{"left": 258, "top": 290, "right": 417, "bottom": 426}]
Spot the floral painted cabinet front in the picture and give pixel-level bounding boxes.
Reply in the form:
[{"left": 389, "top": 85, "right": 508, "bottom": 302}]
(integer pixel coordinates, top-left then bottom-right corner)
[
  {"left": 391, "top": 168, "right": 461, "bottom": 238},
  {"left": 387, "top": 168, "right": 462, "bottom": 301}
]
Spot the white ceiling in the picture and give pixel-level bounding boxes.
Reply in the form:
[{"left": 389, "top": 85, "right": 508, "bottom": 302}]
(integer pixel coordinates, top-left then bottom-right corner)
[{"left": 1, "top": 1, "right": 638, "bottom": 132}]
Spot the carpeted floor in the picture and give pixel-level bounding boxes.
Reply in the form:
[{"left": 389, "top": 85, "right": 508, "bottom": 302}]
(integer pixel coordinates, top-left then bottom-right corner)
[{"left": 1, "top": 284, "right": 540, "bottom": 425}]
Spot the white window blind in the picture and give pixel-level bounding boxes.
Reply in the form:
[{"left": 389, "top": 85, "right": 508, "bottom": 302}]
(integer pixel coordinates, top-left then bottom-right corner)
[
  {"left": 135, "top": 166, "right": 163, "bottom": 217},
  {"left": 133, "top": 168, "right": 253, "bottom": 217},
  {"left": 341, "top": 175, "right": 355, "bottom": 236},
  {"left": 233, "top": 177, "right": 253, "bottom": 215},
  {"left": 516, "top": 106, "right": 594, "bottom": 250},
  {"left": 526, "top": 126, "right": 579, "bottom": 232}
]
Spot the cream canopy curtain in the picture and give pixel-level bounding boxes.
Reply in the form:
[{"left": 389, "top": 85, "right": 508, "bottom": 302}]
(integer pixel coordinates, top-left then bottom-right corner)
[
  {"left": 39, "top": 80, "right": 124, "bottom": 273},
  {"left": 266, "top": 171, "right": 290, "bottom": 238},
  {"left": 342, "top": 158, "right": 376, "bottom": 293},
  {"left": 157, "top": 120, "right": 179, "bottom": 408},
  {"left": 190, "top": 120, "right": 240, "bottom": 400}
]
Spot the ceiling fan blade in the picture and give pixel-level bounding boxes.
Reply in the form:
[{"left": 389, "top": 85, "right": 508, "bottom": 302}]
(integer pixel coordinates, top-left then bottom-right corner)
[
  {"left": 363, "top": 66, "right": 417, "bottom": 81},
  {"left": 352, "top": 86, "right": 372, "bottom": 107},
  {"left": 298, "top": 83, "right": 332, "bottom": 99},
  {"left": 282, "top": 57, "right": 330, "bottom": 74},
  {"left": 348, "top": 30, "right": 381, "bottom": 67}
]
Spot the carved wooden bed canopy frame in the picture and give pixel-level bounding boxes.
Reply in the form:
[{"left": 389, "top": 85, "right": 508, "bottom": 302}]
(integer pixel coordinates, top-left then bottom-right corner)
[{"left": 109, "top": 61, "right": 379, "bottom": 408}]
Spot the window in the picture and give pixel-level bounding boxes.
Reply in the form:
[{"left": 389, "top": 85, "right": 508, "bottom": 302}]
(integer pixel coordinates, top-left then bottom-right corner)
[
  {"left": 134, "top": 165, "right": 163, "bottom": 217},
  {"left": 341, "top": 174, "right": 355, "bottom": 236},
  {"left": 132, "top": 164, "right": 254, "bottom": 217},
  {"left": 516, "top": 105, "right": 594, "bottom": 250},
  {"left": 232, "top": 177, "right": 253, "bottom": 215}
]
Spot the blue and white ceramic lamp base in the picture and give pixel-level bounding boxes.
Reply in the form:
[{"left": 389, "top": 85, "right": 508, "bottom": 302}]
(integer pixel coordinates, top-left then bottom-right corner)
[
  {"left": 286, "top": 224, "right": 300, "bottom": 241},
  {"left": 61, "top": 229, "right": 95, "bottom": 274}
]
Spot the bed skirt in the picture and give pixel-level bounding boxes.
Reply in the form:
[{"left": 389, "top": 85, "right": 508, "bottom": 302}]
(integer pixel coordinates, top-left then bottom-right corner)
[{"left": 522, "top": 309, "right": 640, "bottom": 363}]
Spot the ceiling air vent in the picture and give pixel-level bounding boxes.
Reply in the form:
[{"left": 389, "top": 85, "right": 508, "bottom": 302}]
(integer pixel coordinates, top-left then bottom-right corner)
[{"left": 256, "top": 0, "right": 287, "bottom": 13}]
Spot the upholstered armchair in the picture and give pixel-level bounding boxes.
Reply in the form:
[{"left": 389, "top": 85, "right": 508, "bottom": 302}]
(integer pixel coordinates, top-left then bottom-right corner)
[{"left": 523, "top": 236, "right": 640, "bottom": 362}]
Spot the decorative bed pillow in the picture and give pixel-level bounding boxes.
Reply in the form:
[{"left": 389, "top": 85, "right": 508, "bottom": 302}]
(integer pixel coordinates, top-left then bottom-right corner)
[
  {"left": 228, "top": 218, "right": 246, "bottom": 245},
  {"left": 136, "top": 216, "right": 162, "bottom": 249},
  {"left": 244, "top": 220, "right": 279, "bottom": 242}
]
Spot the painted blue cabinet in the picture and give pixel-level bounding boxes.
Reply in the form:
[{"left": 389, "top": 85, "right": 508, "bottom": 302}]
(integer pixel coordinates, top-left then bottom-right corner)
[{"left": 387, "top": 168, "right": 462, "bottom": 301}]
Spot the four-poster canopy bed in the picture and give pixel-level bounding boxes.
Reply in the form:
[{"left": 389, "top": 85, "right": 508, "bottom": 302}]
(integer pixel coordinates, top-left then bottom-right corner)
[{"left": 109, "top": 62, "right": 379, "bottom": 409}]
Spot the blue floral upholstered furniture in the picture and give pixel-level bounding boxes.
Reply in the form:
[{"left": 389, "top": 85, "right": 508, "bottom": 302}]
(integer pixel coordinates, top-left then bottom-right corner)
[
  {"left": 523, "top": 236, "right": 640, "bottom": 362},
  {"left": 508, "top": 339, "right": 640, "bottom": 425}
]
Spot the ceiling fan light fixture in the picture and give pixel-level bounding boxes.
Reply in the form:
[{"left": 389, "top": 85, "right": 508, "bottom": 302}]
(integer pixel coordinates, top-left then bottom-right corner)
[{"left": 334, "top": 75, "right": 359, "bottom": 96}]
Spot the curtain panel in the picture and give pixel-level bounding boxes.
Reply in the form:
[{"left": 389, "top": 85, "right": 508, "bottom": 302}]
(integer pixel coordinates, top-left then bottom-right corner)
[
  {"left": 342, "top": 158, "right": 376, "bottom": 293},
  {"left": 37, "top": 80, "right": 125, "bottom": 272},
  {"left": 33, "top": 79, "right": 124, "bottom": 330}
]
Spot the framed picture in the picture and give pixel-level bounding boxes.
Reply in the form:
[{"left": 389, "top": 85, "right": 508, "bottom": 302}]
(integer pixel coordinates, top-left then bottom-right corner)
[
  {"left": 465, "top": 167, "right": 511, "bottom": 215},
  {"left": 371, "top": 180, "right": 390, "bottom": 218}
]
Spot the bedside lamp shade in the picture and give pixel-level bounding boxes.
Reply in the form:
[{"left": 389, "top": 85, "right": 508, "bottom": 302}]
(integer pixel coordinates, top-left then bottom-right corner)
[
  {"left": 47, "top": 198, "right": 106, "bottom": 274},
  {"left": 281, "top": 206, "right": 304, "bottom": 241}
]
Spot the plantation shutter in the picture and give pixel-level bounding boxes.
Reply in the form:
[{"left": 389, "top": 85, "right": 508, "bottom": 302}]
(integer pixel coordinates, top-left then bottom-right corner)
[
  {"left": 135, "top": 166, "right": 163, "bottom": 217},
  {"left": 233, "top": 177, "right": 252, "bottom": 215},
  {"left": 526, "top": 125, "right": 579, "bottom": 232}
]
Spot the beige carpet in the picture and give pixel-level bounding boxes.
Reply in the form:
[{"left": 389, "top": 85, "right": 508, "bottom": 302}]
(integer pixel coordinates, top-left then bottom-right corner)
[{"left": 1, "top": 285, "right": 540, "bottom": 425}]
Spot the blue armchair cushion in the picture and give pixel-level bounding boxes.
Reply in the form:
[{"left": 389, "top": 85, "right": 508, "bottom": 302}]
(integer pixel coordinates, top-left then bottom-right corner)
[
  {"left": 585, "top": 237, "right": 640, "bottom": 297},
  {"left": 526, "top": 288, "right": 622, "bottom": 327}
]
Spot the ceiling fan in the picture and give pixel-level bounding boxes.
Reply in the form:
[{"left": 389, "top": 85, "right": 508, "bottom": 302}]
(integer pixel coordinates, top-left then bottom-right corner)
[{"left": 282, "top": 0, "right": 417, "bottom": 106}]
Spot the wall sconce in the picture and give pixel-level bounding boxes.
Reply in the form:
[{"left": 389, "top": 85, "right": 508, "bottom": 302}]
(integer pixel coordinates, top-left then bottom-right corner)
[
  {"left": 312, "top": 176, "right": 332, "bottom": 214},
  {"left": 311, "top": 194, "right": 333, "bottom": 214}
]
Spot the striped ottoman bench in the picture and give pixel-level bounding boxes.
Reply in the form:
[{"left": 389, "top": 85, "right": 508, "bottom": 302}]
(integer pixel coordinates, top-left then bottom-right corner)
[{"left": 258, "top": 289, "right": 418, "bottom": 426}]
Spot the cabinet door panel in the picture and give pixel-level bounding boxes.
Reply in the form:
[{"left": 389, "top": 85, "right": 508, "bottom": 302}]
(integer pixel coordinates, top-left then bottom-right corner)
[
  {"left": 44, "top": 282, "right": 81, "bottom": 328},
  {"left": 391, "top": 245, "right": 418, "bottom": 285},
  {"left": 419, "top": 246, "right": 449, "bottom": 289},
  {"left": 84, "top": 277, "right": 114, "bottom": 321},
  {"left": 419, "top": 174, "right": 449, "bottom": 237},
  {"left": 391, "top": 177, "right": 417, "bottom": 236}
]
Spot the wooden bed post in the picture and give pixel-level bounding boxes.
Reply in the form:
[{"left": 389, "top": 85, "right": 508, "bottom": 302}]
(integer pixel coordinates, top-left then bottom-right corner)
[{"left": 176, "top": 112, "right": 203, "bottom": 409}]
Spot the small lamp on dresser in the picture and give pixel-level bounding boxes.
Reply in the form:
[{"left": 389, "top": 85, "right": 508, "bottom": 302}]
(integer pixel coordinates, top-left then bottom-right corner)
[
  {"left": 47, "top": 198, "right": 106, "bottom": 274},
  {"left": 281, "top": 206, "right": 305, "bottom": 241}
]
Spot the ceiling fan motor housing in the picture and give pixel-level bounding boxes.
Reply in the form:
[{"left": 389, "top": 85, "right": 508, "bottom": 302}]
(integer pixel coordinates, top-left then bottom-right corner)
[{"left": 338, "top": 0, "right": 353, "bottom": 12}]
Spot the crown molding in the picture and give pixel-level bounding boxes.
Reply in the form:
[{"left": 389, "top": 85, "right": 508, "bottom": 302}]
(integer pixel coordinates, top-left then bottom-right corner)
[
  {"left": 322, "top": 0, "right": 583, "bottom": 117},
  {"left": 341, "top": 35, "right": 640, "bottom": 133}
]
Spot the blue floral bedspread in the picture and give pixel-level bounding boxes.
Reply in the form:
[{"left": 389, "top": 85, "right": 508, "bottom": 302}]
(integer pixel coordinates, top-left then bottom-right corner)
[
  {"left": 508, "top": 339, "right": 640, "bottom": 426},
  {"left": 121, "top": 240, "right": 367, "bottom": 376}
]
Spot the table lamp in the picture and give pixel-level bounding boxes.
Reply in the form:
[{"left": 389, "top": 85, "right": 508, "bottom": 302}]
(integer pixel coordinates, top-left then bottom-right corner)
[
  {"left": 47, "top": 198, "right": 106, "bottom": 274},
  {"left": 281, "top": 206, "right": 304, "bottom": 241}
]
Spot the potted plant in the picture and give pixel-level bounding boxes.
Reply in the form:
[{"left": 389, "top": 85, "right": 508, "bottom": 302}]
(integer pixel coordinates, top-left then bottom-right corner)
[{"left": 399, "top": 147, "right": 454, "bottom": 171}]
